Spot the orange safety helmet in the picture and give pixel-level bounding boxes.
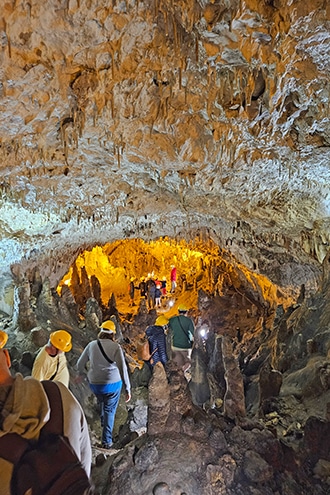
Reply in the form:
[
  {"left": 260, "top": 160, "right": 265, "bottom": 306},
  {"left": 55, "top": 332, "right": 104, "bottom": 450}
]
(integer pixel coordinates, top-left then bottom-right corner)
[
  {"left": 100, "top": 320, "right": 116, "bottom": 333},
  {"left": 50, "top": 330, "right": 72, "bottom": 352},
  {"left": 0, "top": 330, "right": 8, "bottom": 349},
  {"left": 155, "top": 315, "right": 169, "bottom": 326}
]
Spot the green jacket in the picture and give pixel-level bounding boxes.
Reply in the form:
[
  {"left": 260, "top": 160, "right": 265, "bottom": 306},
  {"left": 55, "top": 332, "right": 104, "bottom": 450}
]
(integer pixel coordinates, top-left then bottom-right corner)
[{"left": 169, "top": 314, "right": 195, "bottom": 349}]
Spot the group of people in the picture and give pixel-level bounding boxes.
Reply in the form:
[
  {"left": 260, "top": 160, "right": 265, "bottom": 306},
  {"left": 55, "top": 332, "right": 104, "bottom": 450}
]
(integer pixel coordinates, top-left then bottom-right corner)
[
  {"left": 0, "top": 298, "right": 195, "bottom": 492},
  {"left": 0, "top": 329, "right": 92, "bottom": 494},
  {"left": 30, "top": 321, "right": 131, "bottom": 451},
  {"left": 129, "top": 274, "right": 168, "bottom": 309},
  {"left": 128, "top": 265, "right": 178, "bottom": 309},
  {"left": 144, "top": 304, "right": 195, "bottom": 372}
]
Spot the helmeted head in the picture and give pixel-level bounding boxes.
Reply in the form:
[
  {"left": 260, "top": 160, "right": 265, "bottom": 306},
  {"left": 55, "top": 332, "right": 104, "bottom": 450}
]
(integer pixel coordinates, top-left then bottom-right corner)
[
  {"left": 50, "top": 330, "right": 72, "bottom": 352},
  {"left": 100, "top": 320, "right": 116, "bottom": 334},
  {"left": 0, "top": 330, "right": 8, "bottom": 349},
  {"left": 155, "top": 315, "right": 169, "bottom": 327},
  {"left": 0, "top": 331, "right": 11, "bottom": 380},
  {"left": 178, "top": 304, "right": 188, "bottom": 313}
]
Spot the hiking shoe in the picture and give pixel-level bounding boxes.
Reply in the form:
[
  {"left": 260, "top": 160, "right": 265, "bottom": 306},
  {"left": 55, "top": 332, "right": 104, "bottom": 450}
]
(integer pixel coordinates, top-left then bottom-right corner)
[{"left": 101, "top": 443, "right": 113, "bottom": 450}]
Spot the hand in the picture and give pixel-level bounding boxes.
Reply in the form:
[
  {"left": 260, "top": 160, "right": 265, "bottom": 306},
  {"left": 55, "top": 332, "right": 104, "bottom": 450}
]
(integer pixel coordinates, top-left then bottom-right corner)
[
  {"left": 125, "top": 392, "right": 131, "bottom": 402},
  {"left": 73, "top": 374, "right": 84, "bottom": 385}
]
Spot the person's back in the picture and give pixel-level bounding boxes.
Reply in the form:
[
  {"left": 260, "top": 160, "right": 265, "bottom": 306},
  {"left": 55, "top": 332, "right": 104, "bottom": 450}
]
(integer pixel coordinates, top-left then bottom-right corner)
[
  {"left": 146, "top": 325, "right": 168, "bottom": 366},
  {"left": 0, "top": 332, "right": 92, "bottom": 495},
  {"left": 169, "top": 314, "right": 194, "bottom": 348},
  {"left": 168, "top": 306, "right": 195, "bottom": 370},
  {"left": 77, "top": 321, "right": 131, "bottom": 450}
]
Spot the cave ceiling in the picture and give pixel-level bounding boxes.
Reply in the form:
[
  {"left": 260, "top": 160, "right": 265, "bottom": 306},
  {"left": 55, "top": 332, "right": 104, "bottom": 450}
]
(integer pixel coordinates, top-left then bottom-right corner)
[{"left": 0, "top": 0, "right": 329, "bottom": 289}]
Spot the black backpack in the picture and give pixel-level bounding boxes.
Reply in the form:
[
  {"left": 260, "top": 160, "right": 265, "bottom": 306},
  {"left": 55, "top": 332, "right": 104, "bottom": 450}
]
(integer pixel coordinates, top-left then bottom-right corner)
[{"left": 0, "top": 380, "right": 94, "bottom": 495}]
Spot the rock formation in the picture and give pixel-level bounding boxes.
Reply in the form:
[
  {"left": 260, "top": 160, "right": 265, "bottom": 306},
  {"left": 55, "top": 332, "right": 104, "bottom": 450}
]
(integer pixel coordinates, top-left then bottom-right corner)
[{"left": 0, "top": 0, "right": 329, "bottom": 494}]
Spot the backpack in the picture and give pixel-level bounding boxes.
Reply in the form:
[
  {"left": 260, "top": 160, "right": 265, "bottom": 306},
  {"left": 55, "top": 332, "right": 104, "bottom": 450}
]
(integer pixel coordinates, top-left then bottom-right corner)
[
  {"left": 0, "top": 380, "right": 94, "bottom": 495},
  {"left": 136, "top": 337, "right": 158, "bottom": 363}
]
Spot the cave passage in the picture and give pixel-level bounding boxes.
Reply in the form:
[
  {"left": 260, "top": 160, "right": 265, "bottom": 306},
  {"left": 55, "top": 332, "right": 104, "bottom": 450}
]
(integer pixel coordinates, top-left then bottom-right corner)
[{"left": 57, "top": 237, "right": 292, "bottom": 342}]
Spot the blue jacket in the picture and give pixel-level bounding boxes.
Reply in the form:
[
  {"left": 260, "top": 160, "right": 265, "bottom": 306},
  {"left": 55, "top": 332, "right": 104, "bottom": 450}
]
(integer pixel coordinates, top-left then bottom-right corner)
[{"left": 145, "top": 325, "right": 168, "bottom": 366}]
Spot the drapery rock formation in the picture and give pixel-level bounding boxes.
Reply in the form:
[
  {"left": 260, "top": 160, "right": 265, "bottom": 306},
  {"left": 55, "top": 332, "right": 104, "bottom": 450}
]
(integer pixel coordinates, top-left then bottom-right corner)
[{"left": 0, "top": 1, "right": 330, "bottom": 494}]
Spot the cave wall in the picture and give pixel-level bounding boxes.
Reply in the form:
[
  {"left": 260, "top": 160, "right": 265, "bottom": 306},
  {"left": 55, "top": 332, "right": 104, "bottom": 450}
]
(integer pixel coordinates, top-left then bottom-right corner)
[{"left": 0, "top": 0, "right": 328, "bottom": 295}]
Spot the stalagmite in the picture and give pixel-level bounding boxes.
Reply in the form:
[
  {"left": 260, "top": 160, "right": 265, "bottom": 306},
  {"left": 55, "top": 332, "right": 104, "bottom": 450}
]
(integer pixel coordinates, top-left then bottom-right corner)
[{"left": 222, "top": 336, "right": 246, "bottom": 420}]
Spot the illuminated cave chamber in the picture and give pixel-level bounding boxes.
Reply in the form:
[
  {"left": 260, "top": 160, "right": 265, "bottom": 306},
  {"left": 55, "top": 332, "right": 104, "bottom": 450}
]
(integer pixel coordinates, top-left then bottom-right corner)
[{"left": 58, "top": 237, "right": 292, "bottom": 344}]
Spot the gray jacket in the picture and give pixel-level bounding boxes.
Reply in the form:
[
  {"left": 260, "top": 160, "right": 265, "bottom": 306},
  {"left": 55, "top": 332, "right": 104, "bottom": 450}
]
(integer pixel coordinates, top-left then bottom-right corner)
[{"left": 77, "top": 339, "right": 131, "bottom": 394}]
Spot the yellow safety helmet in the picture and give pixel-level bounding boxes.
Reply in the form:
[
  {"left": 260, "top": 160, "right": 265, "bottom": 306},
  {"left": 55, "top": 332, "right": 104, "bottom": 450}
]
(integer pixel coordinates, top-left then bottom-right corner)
[
  {"left": 178, "top": 304, "right": 188, "bottom": 312},
  {"left": 100, "top": 320, "right": 116, "bottom": 333},
  {"left": 0, "top": 330, "right": 8, "bottom": 349},
  {"left": 50, "top": 330, "right": 72, "bottom": 352},
  {"left": 155, "top": 315, "right": 169, "bottom": 326}
]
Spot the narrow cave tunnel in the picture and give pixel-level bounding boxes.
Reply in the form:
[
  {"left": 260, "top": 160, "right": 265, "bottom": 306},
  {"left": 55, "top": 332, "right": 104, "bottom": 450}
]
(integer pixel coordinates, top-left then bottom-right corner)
[{"left": 2, "top": 236, "right": 329, "bottom": 494}]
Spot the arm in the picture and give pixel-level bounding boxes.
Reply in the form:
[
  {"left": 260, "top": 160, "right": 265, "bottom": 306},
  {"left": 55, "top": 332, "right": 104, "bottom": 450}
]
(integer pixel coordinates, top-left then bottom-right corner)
[
  {"left": 76, "top": 345, "right": 90, "bottom": 375},
  {"left": 114, "top": 345, "right": 131, "bottom": 401},
  {"left": 188, "top": 318, "right": 195, "bottom": 342},
  {"left": 31, "top": 349, "right": 49, "bottom": 381},
  {"left": 58, "top": 382, "right": 92, "bottom": 477}
]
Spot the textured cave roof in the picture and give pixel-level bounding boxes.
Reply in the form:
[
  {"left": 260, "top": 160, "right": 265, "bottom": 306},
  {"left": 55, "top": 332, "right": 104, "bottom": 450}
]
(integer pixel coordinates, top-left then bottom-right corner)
[{"left": 0, "top": 0, "right": 329, "bottom": 285}]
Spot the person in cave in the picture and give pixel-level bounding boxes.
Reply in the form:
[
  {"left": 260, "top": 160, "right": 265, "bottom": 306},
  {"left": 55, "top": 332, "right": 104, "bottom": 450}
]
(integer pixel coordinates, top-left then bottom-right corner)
[
  {"left": 146, "top": 274, "right": 156, "bottom": 310},
  {"left": 155, "top": 281, "right": 162, "bottom": 308},
  {"left": 145, "top": 315, "right": 169, "bottom": 368},
  {"left": 128, "top": 277, "right": 137, "bottom": 306},
  {"left": 0, "top": 331, "right": 92, "bottom": 490},
  {"left": 161, "top": 276, "right": 167, "bottom": 297},
  {"left": 168, "top": 304, "right": 195, "bottom": 372},
  {"left": 76, "top": 320, "right": 131, "bottom": 450},
  {"left": 31, "top": 330, "right": 72, "bottom": 388},
  {"left": 170, "top": 265, "right": 177, "bottom": 293},
  {"left": 138, "top": 276, "right": 147, "bottom": 299}
]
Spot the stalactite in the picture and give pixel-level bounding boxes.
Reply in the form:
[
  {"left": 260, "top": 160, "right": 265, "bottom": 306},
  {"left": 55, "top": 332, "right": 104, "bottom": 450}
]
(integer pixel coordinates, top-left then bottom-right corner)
[
  {"left": 60, "top": 122, "right": 65, "bottom": 147},
  {"left": 109, "top": 95, "right": 114, "bottom": 119},
  {"left": 93, "top": 102, "right": 97, "bottom": 127},
  {"left": 117, "top": 147, "right": 121, "bottom": 168},
  {"left": 195, "top": 37, "right": 199, "bottom": 64},
  {"left": 111, "top": 51, "right": 115, "bottom": 79},
  {"left": 178, "top": 67, "right": 182, "bottom": 90},
  {"left": 7, "top": 35, "right": 11, "bottom": 58}
]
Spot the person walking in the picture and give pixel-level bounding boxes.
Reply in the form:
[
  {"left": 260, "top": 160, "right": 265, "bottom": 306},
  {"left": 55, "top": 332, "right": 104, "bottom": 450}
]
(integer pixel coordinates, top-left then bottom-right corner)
[
  {"left": 32, "top": 330, "right": 72, "bottom": 388},
  {"left": 77, "top": 320, "right": 131, "bottom": 450},
  {"left": 168, "top": 304, "right": 195, "bottom": 371},
  {"left": 128, "top": 277, "right": 137, "bottom": 306},
  {"left": 161, "top": 276, "right": 167, "bottom": 297},
  {"left": 0, "top": 330, "right": 92, "bottom": 494},
  {"left": 139, "top": 276, "right": 147, "bottom": 299},
  {"left": 146, "top": 274, "right": 156, "bottom": 310},
  {"left": 155, "top": 282, "right": 162, "bottom": 308},
  {"left": 145, "top": 315, "right": 169, "bottom": 368},
  {"left": 170, "top": 265, "right": 177, "bottom": 293}
]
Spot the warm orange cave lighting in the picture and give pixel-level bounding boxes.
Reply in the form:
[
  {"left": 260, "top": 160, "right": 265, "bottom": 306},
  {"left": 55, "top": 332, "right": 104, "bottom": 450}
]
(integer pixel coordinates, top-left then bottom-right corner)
[{"left": 57, "top": 237, "right": 293, "bottom": 315}]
